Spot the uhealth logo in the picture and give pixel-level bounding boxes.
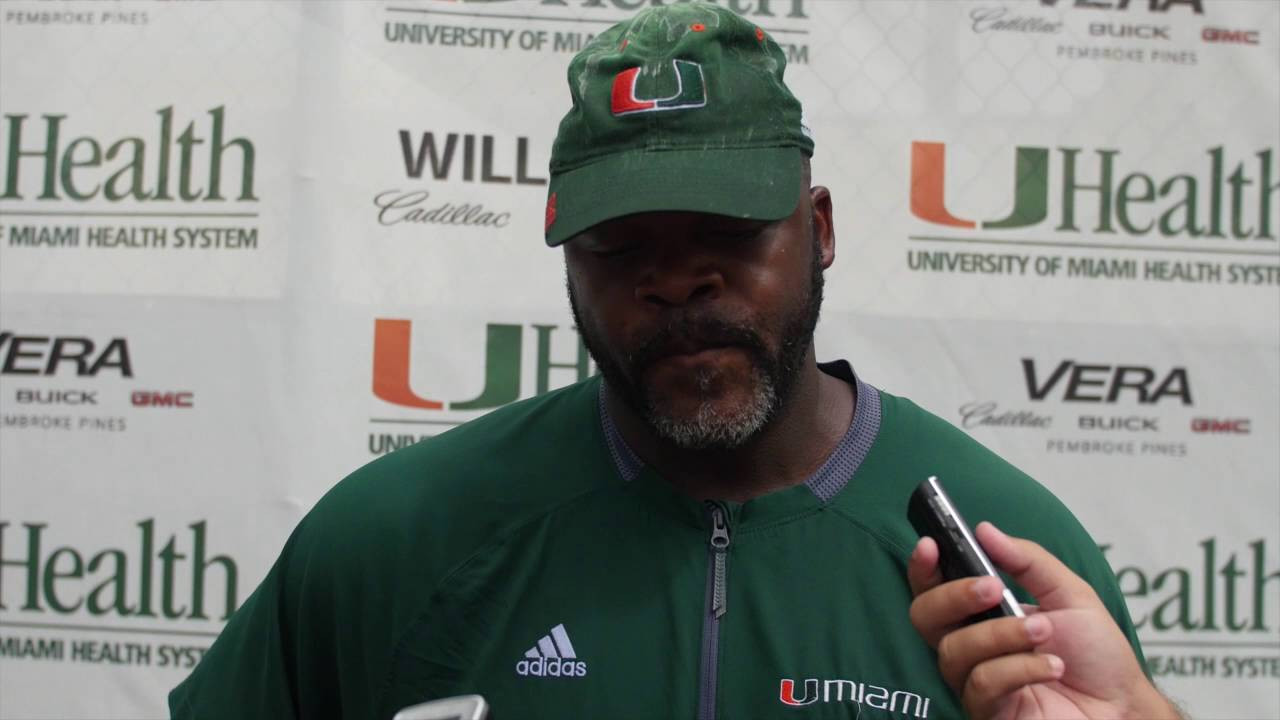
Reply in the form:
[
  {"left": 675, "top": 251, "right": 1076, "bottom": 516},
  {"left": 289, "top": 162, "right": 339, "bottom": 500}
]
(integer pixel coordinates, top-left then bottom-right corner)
[
  {"left": 1101, "top": 538, "right": 1279, "bottom": 634},
  {"left": 1, "top": 107, "right": 257, "bottom": 203},
  {"left": 0, "top": 520, "right": 239, "bottom": 622},
  {"left": 909, "top": 142, "right": 1279, "bottom": 240},
  {"left": 372, "top": 319, "right": 592, "bottom": 411}
]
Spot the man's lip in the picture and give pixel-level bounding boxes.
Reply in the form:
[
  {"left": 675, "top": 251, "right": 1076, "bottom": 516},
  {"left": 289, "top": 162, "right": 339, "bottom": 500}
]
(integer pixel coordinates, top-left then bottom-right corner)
[
  {"left": 657, "top": 342, "right": 733, "bottom": 358},
  {"left": 651, "top": 346, "right": 741, "bottom": 367}
]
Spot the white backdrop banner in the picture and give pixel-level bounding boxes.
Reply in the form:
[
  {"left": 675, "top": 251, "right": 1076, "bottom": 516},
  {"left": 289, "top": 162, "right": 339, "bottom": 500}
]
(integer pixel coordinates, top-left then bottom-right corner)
[{"left": 1, "top": 1, "right": 1277, "bottom": 719}]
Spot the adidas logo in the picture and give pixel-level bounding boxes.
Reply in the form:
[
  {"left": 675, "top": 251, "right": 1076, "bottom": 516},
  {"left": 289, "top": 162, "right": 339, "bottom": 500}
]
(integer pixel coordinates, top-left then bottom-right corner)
[{"left": 514, "top": 623, "right": 588, "bottom": 678}]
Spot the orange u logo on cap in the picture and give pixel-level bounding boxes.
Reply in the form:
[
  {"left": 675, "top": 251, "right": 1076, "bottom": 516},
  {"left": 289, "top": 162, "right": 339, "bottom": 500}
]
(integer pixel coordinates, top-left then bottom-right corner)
[{"left": 610, "top": 60, "right": 707, "bottom": 116}]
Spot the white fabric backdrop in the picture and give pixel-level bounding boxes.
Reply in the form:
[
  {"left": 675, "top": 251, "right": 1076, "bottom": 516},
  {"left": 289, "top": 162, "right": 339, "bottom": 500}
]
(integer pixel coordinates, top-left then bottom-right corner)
[{"left": 1, "top": 1, "right": 1277, "bottom": 718}]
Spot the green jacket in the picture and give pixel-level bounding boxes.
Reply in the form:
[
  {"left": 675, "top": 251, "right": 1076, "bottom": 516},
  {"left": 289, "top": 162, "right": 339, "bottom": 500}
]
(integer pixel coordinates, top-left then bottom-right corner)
[{"left": 170, "top": 363, "right": 1143, "bottom": 719}]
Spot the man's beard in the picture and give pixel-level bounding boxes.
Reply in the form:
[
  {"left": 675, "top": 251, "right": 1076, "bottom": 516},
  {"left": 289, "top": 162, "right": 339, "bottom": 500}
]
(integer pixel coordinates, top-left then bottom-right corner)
[{"left": 568, "top": 233, "right": 825, "bottom": 450}]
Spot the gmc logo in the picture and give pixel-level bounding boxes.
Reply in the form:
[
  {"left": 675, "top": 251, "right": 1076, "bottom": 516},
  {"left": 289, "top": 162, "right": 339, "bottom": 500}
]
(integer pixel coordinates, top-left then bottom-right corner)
[
  {"left": 1190, "top": 418, "right": 1251, "bottom": 434},
  {"left": 131, "top": 391, "right": 194, "bottom": 408},
  {"left": 1202, "top": 27, "right": 1260, "bottom": 44},
  {"left": 1022, "top": 359, "right": 1192, "bottom": 405}
]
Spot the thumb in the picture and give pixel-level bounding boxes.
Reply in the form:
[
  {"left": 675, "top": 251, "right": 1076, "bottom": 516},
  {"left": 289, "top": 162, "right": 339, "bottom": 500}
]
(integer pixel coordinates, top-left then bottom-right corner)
[
  {"left": 976, "top": 522, "right": 1100, "bottom": 611},
  {"left": 907, "top": 535, "right": 944, "bottom": 597}
]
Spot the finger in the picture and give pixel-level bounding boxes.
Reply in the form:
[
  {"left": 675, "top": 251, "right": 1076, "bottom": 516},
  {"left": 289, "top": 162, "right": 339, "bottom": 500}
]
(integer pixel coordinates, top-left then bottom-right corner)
[
  {"left": 907, "top": 536, "right": 943, "bottom": 596},
  {"left": 910, "top": 574, "right": 1008, "bottom": 648},
  {"left": 976, "top": 522, "right": 1100, "bottom": 610},
  {"left": 936, "top": 614, "right": 1055, "bottom": 692},
  {"left": 963, "top": 652, "right": 1066, "bottom": 720}
]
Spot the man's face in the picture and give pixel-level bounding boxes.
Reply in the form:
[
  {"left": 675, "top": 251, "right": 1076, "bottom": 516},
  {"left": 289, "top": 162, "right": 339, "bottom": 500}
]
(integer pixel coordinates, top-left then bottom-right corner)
[{"left": 564, "top": 192, "right": 829, "bottom": 449}]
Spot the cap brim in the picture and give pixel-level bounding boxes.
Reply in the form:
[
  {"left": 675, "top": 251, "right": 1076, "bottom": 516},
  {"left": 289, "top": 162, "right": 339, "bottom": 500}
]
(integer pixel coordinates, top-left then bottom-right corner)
[{"left": 545, "top": 147, "right": 803, "bottom": 246}]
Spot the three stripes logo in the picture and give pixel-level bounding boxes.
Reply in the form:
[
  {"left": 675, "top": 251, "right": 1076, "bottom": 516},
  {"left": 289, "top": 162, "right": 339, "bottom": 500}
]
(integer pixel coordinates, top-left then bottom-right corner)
[{"left": 515, "top": 623, "right": 588, "bottom": 678}]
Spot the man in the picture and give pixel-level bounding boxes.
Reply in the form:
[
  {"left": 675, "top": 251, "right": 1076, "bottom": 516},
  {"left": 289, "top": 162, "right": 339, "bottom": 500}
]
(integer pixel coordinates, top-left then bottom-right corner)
[{"left": 171, "top": 4, "right": 1178, "bottom": 719}]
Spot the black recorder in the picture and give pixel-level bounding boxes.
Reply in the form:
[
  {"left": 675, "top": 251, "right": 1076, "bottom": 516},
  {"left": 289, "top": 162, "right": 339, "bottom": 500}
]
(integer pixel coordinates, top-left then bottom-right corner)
[{"left": 908, "top": 476, "right": 1025, "bottom": 623}]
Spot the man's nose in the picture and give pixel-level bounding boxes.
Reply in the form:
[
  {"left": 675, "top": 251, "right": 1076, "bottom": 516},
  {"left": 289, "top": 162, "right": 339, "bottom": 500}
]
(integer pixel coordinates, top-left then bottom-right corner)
[{"left": 634, "top": 244, "right": 724, "bottom": 308}]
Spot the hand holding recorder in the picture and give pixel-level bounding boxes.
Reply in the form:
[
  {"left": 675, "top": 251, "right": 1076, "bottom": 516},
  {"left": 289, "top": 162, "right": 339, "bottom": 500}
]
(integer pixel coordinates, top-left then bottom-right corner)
[{"left": 907, "top": 478, "right": 1179, "bottom": 720}]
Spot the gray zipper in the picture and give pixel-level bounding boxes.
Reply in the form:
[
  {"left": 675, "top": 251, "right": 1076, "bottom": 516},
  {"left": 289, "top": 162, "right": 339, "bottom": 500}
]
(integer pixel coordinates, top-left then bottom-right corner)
[{"left": 697, "top": 501, "right": 732, "bottom": 720}]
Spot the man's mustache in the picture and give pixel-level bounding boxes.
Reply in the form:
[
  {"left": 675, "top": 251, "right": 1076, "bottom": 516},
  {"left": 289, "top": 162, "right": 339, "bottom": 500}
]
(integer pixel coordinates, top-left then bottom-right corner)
[{"left": 626, "top": 316, "right": 768, "bottom": 374}]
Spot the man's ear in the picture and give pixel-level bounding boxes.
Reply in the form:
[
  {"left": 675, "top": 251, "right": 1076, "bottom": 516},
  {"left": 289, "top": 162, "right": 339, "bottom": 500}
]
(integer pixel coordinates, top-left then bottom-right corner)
[{"left": 810, "top": 185, "right": 834, "bottom": 270}]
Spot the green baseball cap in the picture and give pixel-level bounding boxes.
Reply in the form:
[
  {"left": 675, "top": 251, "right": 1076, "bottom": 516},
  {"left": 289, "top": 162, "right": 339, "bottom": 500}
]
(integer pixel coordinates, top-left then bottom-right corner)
[{"left": 544, "top": 1, "right": 814, "bottom": 246}]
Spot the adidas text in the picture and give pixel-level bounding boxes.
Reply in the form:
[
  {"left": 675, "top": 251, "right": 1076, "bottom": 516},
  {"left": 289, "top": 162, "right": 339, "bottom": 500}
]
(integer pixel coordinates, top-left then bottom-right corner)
[{"left": 515, "top": 657, "right": 588, "bottom": 677}]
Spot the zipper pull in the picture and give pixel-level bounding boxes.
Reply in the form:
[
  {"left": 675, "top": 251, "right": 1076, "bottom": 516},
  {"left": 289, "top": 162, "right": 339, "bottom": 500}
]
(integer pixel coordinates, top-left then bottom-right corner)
[{"left": 707, "top": 502, "right": 731, "bottom": 619}]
